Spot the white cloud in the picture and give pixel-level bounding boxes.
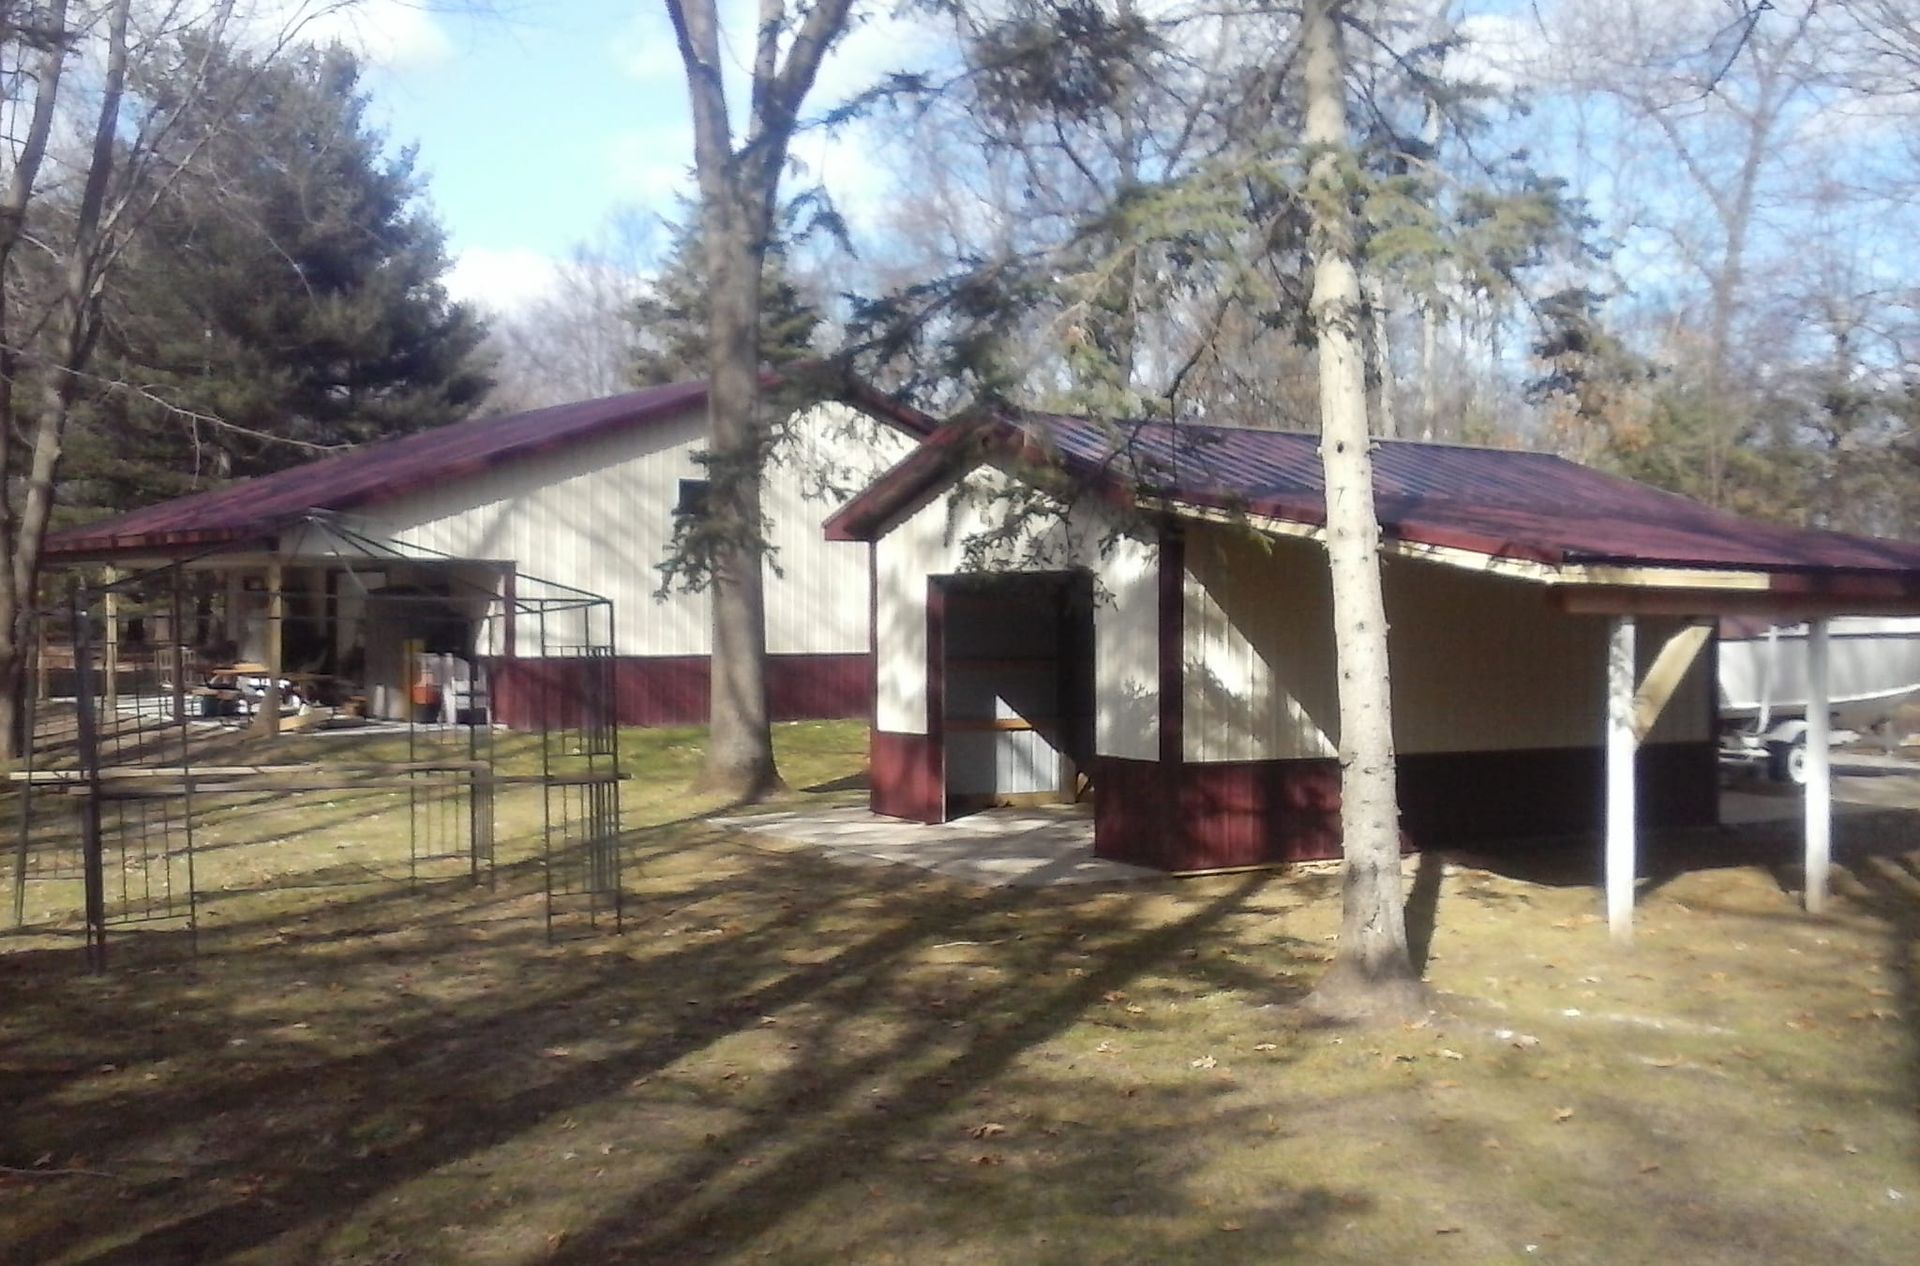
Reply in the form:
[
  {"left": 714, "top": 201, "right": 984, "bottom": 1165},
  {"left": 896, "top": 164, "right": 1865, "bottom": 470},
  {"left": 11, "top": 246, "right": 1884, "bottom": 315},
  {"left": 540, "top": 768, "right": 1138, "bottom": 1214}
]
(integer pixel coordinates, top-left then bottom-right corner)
[
  {"left": 446, "top": 246, "right": 563, "bottom": 314},
  {"left": 1450, "top": 11, "right": 1554, "bottom": 93},
  {"left": 606, "top": 125, "right": 696, "bottom": 207}
]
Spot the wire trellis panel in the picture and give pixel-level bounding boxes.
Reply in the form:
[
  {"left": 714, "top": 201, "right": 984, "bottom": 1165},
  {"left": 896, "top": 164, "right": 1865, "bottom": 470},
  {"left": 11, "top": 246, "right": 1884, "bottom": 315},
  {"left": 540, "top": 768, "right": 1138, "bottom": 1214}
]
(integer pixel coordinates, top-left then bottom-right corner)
[{"left": 8, "top": 512, "right": 625, "bottom": 968}]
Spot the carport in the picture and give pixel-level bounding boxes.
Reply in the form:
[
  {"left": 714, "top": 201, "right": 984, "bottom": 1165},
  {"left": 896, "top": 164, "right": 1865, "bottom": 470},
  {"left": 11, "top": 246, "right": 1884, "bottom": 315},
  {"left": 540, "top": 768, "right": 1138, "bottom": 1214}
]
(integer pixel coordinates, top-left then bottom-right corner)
[{"left": 828, "top": 411, "right": 1920, "bottom": 935}]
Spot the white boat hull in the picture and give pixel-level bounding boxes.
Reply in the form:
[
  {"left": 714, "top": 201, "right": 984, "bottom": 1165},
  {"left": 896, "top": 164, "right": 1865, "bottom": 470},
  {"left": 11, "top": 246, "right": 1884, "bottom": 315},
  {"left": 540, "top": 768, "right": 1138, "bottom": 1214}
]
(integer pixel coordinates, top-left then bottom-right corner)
[{"left": 1719, "top": 616, "right": 1920, "bottom": 732}]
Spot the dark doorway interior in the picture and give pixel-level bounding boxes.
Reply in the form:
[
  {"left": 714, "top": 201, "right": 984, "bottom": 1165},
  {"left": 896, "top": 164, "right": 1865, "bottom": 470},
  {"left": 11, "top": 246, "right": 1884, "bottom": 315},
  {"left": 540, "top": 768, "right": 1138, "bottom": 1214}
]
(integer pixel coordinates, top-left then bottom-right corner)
[{"left": 940, "top": 570, "right": 1094, "bottom": 813}]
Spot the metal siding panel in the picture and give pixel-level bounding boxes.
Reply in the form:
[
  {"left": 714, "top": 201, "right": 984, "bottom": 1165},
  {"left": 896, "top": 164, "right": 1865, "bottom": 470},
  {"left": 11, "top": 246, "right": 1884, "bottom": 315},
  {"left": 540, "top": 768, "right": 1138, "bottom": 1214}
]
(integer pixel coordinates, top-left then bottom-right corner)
[
  {"left": 1378, "top": 558, "right": 1711, "bottom": 752},
  {"left": 1093, "top": 530, "right": 1158, "bottom": 760},
  {"left": 368, "top": 411, "right": 709, "bottom": 658},
  {"left": 1182, "top": 526, "right": 1337, "bottom": 764},
  {"left": 764, "top": 405, "right": 920, "bottom": 656},
  {"left": 875, "top": 509, "right": 934, "bottom": 735}
]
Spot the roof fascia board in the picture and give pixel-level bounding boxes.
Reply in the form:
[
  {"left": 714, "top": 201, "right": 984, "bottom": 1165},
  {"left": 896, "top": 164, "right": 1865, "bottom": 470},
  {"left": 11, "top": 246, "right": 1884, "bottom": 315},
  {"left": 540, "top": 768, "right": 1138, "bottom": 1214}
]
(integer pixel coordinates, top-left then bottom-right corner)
[
  {"left": 1152, "top": 496, "right": 1779, "bottom": 591},
  {"left": 1558, "top": 586, "right": 1920, "bottom": 618}
]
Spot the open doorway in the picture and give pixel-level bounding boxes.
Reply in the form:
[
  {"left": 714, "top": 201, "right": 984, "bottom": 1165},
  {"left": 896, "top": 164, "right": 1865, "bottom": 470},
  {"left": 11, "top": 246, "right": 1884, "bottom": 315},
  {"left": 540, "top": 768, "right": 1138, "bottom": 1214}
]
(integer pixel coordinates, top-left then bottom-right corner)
[{"left": 939, "top": 570, "right": 1094, "bottom": 814}]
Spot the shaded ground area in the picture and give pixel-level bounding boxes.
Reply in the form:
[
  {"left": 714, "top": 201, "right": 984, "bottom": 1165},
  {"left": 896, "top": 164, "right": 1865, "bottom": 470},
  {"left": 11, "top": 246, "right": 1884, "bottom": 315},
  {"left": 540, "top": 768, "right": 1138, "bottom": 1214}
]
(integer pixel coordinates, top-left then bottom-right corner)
[{"left": 2, "top": 720, "right": 1917, "bottom": 1265}]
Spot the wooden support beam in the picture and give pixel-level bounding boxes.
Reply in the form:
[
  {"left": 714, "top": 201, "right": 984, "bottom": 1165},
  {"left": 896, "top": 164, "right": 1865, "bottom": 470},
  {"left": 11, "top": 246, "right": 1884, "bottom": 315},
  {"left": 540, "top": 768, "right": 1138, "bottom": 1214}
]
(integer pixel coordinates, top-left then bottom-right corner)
[
  {"left": 102, "top": 570, "right": 119, "bottom": 715},
  {"left": 252, "top": 562, "right": 284, "bottom": 738},
  {"left": 34, "top": 614, "right": 48, "bottom": 704},
  {"left": 1631, "top": 623, "right": 1712, "bottom": 742},
  {"left": 1805, "top": 618, "right": 1832, "bottom": 915},
  {"left": 1558, "top": 587, "right": 1920, "bottom": 619},
  {"left": 1606, "top": 615, "right": 1637, "bottom": 945}
]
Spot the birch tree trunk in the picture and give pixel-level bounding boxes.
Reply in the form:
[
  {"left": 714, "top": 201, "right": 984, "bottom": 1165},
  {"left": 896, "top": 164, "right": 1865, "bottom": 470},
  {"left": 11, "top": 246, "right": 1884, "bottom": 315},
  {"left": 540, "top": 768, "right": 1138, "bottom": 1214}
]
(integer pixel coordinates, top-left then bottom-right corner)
[{"left": 1300, "top": 0, "right": 1425, "bottom": 1020}]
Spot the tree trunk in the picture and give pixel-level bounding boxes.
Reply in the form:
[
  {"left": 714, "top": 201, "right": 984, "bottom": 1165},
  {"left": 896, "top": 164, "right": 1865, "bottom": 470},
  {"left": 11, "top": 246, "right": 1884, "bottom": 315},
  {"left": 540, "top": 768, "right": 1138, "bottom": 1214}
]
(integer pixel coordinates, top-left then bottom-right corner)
[
  {"left": 1299, "top": 0, "right": 1426, "bottom": 1022},
  {"left": 694, "top": 191, "right": 784, "bottom": 801},
  {"left": 666, "top": 0, "right": 856, "bottom": 801},
  {"left": 0, "top": 0, "right": 74, "bottom": 762}
]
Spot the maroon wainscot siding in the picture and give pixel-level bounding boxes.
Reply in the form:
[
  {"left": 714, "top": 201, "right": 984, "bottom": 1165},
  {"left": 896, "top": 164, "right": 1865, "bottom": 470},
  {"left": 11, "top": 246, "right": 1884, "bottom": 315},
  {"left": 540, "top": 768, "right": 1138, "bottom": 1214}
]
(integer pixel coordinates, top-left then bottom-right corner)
[
  {"left": 1093, "top": 743, "right": 1718, "bottom": 873},
  {"left": 489, "top": 653, "right": 871, "bottom": 729}
]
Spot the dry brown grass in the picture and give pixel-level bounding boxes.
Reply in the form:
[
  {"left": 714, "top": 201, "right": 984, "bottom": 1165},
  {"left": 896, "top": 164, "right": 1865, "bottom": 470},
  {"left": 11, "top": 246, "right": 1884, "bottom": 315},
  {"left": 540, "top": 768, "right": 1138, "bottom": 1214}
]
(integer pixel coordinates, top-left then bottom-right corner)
[{"left": 1, "top": 721, "right": 1917, "bottom": 1265}]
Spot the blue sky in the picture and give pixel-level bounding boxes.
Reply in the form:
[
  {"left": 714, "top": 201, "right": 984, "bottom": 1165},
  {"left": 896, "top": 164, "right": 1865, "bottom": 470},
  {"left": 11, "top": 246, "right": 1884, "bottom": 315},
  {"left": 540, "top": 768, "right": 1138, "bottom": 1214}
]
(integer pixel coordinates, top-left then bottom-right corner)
[{"left": 328, "top": 0, "right": 929, "bottom": 312}]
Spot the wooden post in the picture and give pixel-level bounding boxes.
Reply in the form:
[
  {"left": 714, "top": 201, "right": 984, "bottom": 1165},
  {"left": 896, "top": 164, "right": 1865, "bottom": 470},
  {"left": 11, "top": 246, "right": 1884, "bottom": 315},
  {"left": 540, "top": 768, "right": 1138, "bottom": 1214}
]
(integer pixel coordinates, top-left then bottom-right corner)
[
  {"left": 170, "top": 580, "right": 187, "bottom": 724},
  {"left": 223, "top": 567, "right": 243, "bottom": 649},
  {"left": 102, "top": 569, "right": 119, "bottom": 718},
  {"left": 1607, "top": 615, "right": 1637, "bottom": 944},
  {"left": 257, "top": 562, "right": 284, "bottom": 738},
  {"left": 34, "top": 614, "right": 48, "bottom": 704},
  {"left": 1805, "top": 618, "right": 1832, "bottom": 914}
]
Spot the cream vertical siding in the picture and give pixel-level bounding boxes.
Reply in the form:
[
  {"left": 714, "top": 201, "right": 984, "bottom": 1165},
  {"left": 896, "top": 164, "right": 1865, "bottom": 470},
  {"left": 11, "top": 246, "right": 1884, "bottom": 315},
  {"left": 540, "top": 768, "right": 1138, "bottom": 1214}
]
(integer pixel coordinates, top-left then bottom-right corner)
[
  {"left": 1383, "top": 558, "right": 1709, "bottom": 752},
  {"left": 1093, "top": 531, "right": 1158, "bottom": 760},
  {"left": 1182, "top": 526, "right": 1340, "bottom": 762},
  {"left": 873, "top": 470, "right": 1160, "bottom": 759},
  {"left": 761, "top": 406, "right": 916, "bottom": 654},
  {"left": 344, "top": 403, "right": 911, "bottom": 659},
  {"left": 1180, "top": 523, "right": 1711, "bottom": 761}
]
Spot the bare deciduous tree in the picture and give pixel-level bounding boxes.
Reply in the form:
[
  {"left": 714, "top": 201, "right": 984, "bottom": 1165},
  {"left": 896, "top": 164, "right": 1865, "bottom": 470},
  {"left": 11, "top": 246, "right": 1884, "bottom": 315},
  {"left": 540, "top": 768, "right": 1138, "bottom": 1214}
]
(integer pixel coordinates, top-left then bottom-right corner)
[
  {"left": 0, "top": 1, "right": 357, "bottom": 756},
  {"left": 483, "top": 213, "right": 657, "bottom": 412},
  {"left": 663, "top": 0, "right": 857, "bottom": 801}
]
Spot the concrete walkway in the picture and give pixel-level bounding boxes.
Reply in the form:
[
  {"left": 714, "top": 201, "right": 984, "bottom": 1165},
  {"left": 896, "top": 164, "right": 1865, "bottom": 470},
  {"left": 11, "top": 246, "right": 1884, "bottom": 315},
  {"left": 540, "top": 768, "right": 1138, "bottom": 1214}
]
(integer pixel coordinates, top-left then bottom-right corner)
[
  {"left": 712, "top": 804, "right": 1158, "bottom": 888},
  {"left": 718, "top": 756, "right": 1920, "bottom": 890},
  {"left": 1721, "top": 753, "right": 1920, "bottom": 824}
]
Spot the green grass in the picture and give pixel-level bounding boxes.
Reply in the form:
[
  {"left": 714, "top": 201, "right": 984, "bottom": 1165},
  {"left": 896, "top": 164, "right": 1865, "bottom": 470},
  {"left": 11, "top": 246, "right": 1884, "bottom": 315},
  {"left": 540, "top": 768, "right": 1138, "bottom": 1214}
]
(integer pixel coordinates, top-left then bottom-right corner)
[{"left": 1, "top": 720, "right": 1917, "bottom": 1265}]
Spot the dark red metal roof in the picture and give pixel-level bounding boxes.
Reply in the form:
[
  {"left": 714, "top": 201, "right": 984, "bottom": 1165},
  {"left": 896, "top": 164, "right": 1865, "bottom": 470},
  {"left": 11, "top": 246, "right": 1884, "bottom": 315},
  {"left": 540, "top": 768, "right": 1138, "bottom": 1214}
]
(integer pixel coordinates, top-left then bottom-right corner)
[
  {"left": 51, "top": 377, "right": 938, "bottom": 558},
  {"left": 827, "top": 411, "right": 1920, "bottom": 579}
]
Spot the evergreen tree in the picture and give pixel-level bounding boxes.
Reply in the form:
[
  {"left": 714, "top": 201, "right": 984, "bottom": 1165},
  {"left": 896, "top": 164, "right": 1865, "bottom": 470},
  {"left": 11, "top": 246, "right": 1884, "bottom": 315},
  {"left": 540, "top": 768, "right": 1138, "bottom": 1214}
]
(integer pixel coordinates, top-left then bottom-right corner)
[
  {"left": 67, "top": 42, "right": 491, "bottom": 514},
  {"left": 628, "top": 212, "right": 821, "bottom": 387}
]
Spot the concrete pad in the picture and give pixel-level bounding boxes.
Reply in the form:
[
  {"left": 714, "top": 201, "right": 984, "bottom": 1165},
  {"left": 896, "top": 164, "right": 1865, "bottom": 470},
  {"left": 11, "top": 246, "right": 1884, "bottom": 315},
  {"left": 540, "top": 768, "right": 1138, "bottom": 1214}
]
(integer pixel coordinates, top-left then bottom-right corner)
[
  {"left": 1720, "top": 754, "right": 1920, "bottom": 825},
  {"left": 712, "top": 804, "right": 1159, "bottom": 888}
]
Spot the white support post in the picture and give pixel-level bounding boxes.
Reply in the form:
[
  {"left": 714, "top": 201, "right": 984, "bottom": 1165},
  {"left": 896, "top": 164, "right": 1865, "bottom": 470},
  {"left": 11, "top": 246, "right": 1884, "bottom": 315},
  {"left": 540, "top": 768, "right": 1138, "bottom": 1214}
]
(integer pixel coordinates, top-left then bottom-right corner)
[
  {"left": 1805, "top": 618, "right": 1832, "bottom": 914},
  {"left": 1607, "top": 615, "right": 1638, "bottom": 944}
]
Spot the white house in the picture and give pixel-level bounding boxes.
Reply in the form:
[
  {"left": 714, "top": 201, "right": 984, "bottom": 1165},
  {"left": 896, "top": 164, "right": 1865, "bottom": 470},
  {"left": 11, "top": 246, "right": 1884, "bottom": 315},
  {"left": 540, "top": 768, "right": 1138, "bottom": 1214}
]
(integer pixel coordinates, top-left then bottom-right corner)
[{"left": 47, "top": 378, "right": 934, "bottom": 725}]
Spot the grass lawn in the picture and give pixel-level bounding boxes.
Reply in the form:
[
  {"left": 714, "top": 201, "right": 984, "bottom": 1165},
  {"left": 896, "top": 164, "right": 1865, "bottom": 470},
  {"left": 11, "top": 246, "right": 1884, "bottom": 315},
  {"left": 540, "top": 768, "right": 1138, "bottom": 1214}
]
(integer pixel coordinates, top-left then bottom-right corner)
[{"left": 1, "top": 719, "right": 1917, "bottom": 1265}]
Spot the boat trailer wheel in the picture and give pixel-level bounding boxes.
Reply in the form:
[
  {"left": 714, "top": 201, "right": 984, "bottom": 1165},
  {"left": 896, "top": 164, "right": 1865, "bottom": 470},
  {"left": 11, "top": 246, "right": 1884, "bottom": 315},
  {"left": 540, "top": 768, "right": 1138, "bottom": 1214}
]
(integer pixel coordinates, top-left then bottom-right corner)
[{"left": 1767, "top": 736, "right": 1809, "bottom": 786}]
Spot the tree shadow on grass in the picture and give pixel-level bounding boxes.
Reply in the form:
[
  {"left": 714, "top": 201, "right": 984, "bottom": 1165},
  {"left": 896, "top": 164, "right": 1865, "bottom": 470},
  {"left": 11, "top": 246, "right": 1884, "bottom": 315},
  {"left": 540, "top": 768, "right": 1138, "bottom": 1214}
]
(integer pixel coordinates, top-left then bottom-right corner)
[
  {"left": 1433, "top": 807, "right": 1920, "bottom": 908},
  {"left": 0, "top": 837, "right": 1354, "bottom": 1266},
  {"left": 1829, "top": 850, "right": 1920, "bottom": 1171}
]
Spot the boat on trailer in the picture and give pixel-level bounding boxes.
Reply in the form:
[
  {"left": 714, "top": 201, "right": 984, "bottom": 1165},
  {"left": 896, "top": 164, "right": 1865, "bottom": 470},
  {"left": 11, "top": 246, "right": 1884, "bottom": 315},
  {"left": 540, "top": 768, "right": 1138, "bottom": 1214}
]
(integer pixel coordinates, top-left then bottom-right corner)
[{"left": 1718, "top": 616, "right": 1920, "bottom": 782}]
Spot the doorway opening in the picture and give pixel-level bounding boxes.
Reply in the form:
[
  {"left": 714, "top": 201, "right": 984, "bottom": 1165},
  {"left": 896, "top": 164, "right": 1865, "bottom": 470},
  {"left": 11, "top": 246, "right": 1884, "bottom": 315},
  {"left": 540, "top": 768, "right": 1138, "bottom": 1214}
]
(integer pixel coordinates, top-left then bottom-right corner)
[{"left": 938, "top": 570, "right": 1094, "bottom": 815}]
